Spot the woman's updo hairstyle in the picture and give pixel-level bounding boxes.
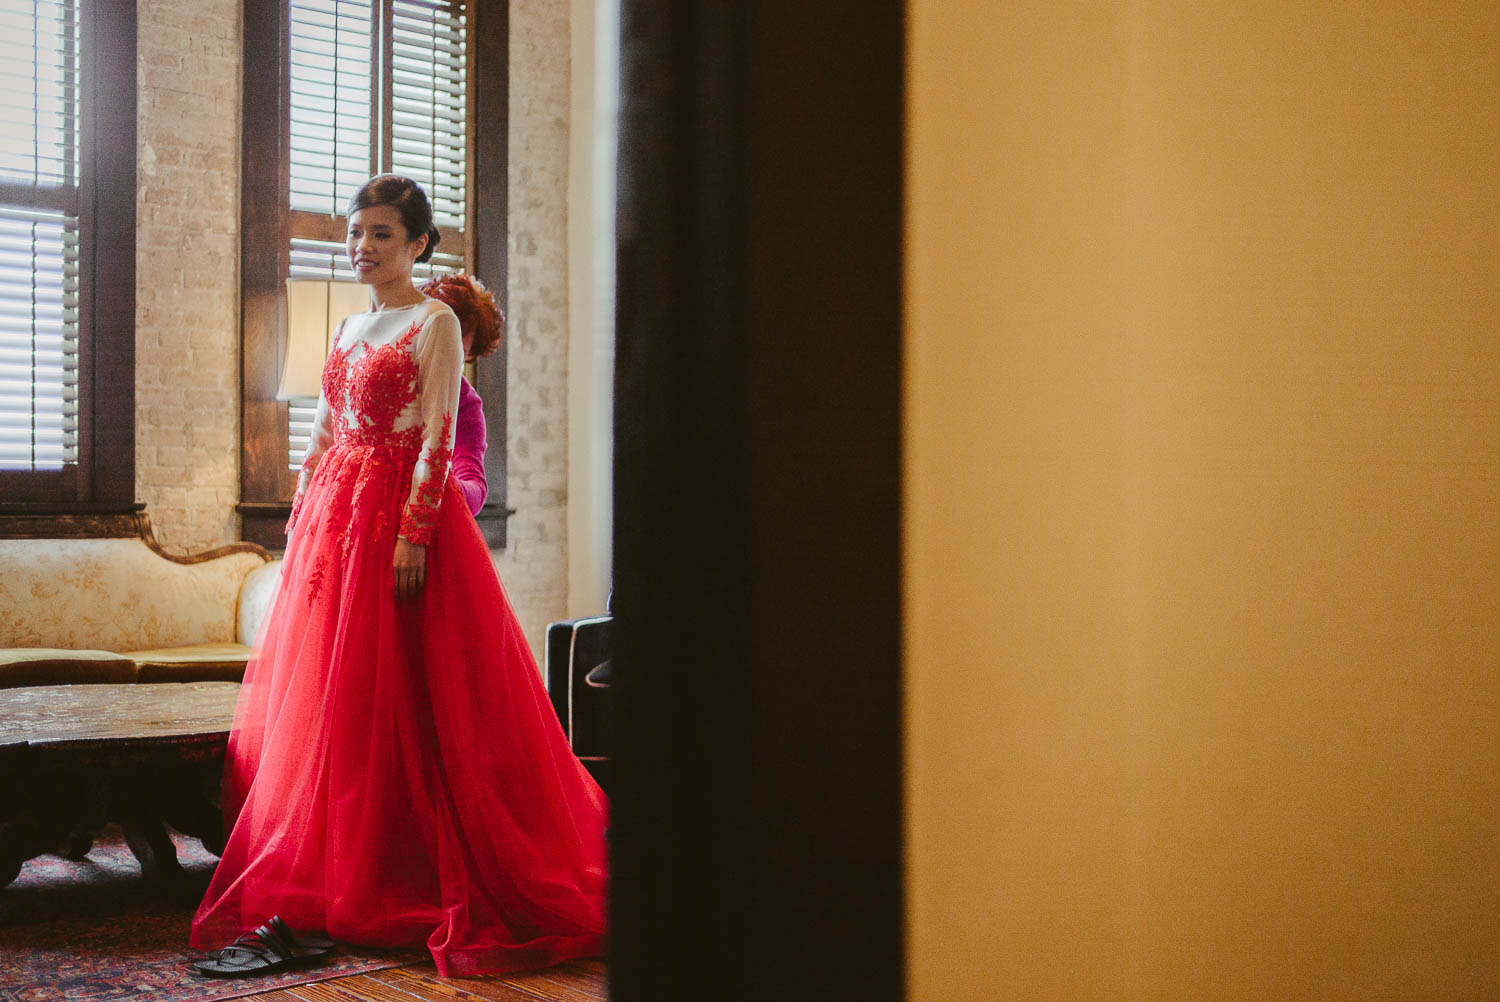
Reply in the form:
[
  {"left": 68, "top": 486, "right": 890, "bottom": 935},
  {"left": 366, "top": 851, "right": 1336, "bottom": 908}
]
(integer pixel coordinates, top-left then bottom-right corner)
[
  {"left": 419, "top": 273, "right": 503, "bottom": 358},
  {"left": 347, "top": 174, "right": 441, "bottom": 264}
]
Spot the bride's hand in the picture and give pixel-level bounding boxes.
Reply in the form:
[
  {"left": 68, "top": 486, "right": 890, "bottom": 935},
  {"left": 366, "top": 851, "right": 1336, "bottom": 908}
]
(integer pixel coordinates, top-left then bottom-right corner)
[{"left": 394, "top": 537, "right": 427, "bottom": 600}]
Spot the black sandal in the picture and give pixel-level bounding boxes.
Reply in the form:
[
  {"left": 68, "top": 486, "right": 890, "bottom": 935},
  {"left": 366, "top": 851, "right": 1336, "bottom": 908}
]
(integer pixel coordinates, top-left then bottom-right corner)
[{"left": 193, "top": 915, "right": 334, "bottom": 978}]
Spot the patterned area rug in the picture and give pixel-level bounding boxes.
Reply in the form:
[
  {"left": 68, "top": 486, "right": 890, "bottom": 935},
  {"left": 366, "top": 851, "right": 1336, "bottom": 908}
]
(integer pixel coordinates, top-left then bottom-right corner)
[{"left": 0, "top": 825, "right": 423, "bottom": 1001}]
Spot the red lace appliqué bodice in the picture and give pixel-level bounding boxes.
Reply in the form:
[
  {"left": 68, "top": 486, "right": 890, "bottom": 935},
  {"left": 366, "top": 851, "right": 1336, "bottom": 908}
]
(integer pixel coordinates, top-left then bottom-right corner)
[
  {"left": 325, "top": 321, "right": 425, "bottom": 452},
  {"left": 289, "top": 307, "right": 463, "bottom": 547}
]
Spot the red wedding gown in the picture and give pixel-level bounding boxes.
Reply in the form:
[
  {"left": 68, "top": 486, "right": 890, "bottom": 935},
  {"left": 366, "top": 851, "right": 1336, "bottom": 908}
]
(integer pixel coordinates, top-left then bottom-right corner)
[{"left": 190, "top": 300, "right": 607, "bottom": 976}]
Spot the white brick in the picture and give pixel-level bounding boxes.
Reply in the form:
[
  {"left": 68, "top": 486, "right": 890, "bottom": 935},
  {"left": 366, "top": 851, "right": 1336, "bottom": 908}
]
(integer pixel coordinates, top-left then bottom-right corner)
[
  {"left": 136, "top": 0, "right": 241, "bottom": 554},
  {"left": 505, "top": 0, "right": 576, "bottom": 656}
]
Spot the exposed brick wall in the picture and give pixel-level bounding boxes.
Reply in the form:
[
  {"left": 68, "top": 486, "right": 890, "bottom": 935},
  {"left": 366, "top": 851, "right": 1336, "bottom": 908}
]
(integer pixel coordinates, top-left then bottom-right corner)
[
  {"left": 498, "top": 0, "right": 572, "bottom": 659},
  {"left": 134, "top": 0, "right": 242, "bottom": 554}
]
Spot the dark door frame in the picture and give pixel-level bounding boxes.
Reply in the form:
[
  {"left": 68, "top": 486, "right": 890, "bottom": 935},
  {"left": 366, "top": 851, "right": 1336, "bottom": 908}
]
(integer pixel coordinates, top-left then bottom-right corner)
[{"left": 609, "top": 4, "right": 905, "bottom": 1000}]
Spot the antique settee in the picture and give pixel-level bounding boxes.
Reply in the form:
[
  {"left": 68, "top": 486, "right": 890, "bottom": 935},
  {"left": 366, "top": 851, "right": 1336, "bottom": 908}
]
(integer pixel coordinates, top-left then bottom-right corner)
[{"left": 0, "top": 512, "right": 279, "bottom": 688}]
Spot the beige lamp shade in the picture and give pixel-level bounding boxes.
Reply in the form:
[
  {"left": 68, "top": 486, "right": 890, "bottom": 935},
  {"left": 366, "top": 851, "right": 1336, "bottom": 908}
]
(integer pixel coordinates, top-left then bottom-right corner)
[{"left": 276, "top": 279, "right": 370, "bottom": 400}]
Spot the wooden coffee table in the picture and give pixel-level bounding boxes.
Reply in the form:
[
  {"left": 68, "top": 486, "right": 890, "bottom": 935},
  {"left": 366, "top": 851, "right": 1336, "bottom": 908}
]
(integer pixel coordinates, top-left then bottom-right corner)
[{"left": 0, "top": 681, "right": 240, "bottom": 887}]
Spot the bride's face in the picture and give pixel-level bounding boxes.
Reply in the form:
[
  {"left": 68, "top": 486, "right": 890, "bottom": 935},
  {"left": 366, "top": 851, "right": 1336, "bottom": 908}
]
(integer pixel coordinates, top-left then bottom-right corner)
[{"left": 347, "top": 204, "right": 427, "bottom": 286}]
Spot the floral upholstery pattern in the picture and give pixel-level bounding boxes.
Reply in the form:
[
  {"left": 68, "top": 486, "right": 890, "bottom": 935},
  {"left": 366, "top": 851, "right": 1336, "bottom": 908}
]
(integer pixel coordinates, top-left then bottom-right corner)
[{"left": 0, "top": 538, "right": 268, "bottom": 653}]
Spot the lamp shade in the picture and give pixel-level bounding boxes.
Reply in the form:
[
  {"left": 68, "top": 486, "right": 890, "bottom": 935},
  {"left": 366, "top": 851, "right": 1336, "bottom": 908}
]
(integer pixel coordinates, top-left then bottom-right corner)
[{"left": 277, "top": 279, "right": 370, "bottom": 400}]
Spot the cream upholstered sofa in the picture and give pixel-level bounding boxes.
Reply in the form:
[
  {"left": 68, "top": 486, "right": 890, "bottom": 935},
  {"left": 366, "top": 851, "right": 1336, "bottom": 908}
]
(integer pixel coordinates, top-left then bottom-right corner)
[{"left": 0, "top": 512, "right": 281, "bottom": 688}]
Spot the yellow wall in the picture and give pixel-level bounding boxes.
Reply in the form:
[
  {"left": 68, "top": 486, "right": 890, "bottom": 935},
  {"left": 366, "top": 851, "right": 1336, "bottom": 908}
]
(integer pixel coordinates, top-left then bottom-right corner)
[{"left": 904, "top": 3, "right": 1500, "bottom": 998}]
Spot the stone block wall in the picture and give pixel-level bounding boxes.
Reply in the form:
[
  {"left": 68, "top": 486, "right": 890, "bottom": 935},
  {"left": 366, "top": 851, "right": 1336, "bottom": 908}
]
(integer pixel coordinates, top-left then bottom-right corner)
[{"left": 134, "top": 0, "right": 242, "bottom": 554}]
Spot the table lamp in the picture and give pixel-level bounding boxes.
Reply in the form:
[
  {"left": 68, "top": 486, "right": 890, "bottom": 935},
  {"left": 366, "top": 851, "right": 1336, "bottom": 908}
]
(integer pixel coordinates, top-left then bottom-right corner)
[{"left": 276, "top": 279, "right": 369, "bottom": 400}]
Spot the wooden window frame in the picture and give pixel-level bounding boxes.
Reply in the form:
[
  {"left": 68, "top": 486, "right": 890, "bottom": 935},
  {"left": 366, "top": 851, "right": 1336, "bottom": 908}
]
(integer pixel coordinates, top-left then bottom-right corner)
[
  {"left": 0, "top": 0, "right": 137, "bottom": 516},
  {"left": 237, "top": 0, "right": 509, "bottom": 549}
]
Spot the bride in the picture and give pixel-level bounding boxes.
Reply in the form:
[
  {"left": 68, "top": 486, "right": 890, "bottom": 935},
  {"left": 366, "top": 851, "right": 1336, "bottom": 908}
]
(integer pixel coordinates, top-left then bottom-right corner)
[{"left": 190, "top": 174, "right": 607, "bottom": 978}]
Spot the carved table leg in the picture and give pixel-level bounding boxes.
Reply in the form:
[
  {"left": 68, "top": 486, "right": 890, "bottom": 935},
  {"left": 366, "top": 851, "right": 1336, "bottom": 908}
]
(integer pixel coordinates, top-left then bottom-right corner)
[
  {"left": 162, "top": 763, "right": 227, "bottom": 857},
  {"left": 58, "top": 822, "right": 97, "bottom": 860},
  {"left": 121, "top": 814, "right": 183, "bottom": 883},
  {"left": 0, "top": 817, "right": 37, "bottom": 888}
]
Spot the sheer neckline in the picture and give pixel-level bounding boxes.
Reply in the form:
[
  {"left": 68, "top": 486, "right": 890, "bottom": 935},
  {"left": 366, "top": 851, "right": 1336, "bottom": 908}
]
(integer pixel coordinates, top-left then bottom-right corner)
[{"left": 360, "top": 298, "right": 431, "bottom": 315}]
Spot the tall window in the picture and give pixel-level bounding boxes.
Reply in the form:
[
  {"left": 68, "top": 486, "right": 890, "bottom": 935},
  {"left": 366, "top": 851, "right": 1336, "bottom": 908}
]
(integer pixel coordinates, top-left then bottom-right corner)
[
  {"left": 238, "top": 0, "right": 506, "bottom": 548},
  {"left": 0, "top": 0, "right": 79, "bottom": 474},
  {"left": 283, "top": 0, "right": 469, "bottom": 468},
  {"left": 0, "top": 0, "right": 135, "bottom": 508},
  {"left": 286, "top": 0, "right": 469, "bottom": 281}
]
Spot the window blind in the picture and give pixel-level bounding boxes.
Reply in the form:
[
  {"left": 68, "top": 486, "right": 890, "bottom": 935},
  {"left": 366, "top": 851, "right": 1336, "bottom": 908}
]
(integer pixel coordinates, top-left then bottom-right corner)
[
  {"left": 289, "top": 0, "right": 375, "bottom": 215},
  {"left": 390, "top": 0, "right": 467, "bottom": 229},
  {"left": 283, "top": 0, "right": 469, "bottom": 471},
  {"left": 285, "top": 401, "right": 319, "bottom": 471},
  {"left": 0, "top": 0, "right": 81, "bottom": 472},
  {"left": 287, "top": 0, "right": 467, "bottom": 224}
]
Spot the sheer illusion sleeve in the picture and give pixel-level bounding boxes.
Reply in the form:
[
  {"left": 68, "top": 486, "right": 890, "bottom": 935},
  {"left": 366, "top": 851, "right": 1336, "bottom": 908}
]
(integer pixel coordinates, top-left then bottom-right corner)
[
  {"left": 452, "top": 377, "right": 489, "bottom": 516},
  {"left": 286, "top": 326, "right": 341, "bottom": 536},
  {"left": 398, "top": 308, "right": 464, "bottom": 545}
]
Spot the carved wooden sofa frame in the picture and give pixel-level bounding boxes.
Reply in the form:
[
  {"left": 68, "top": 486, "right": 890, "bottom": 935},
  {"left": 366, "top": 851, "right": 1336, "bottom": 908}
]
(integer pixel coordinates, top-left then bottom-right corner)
[{"left": 0, "top": 511, "right": 278, "bottom": 687}]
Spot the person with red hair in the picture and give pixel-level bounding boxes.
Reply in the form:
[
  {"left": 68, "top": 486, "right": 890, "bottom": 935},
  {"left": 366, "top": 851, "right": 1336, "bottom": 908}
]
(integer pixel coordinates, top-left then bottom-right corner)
[{"left": 417, "top": 273, "right": 503, "bottom": 516}]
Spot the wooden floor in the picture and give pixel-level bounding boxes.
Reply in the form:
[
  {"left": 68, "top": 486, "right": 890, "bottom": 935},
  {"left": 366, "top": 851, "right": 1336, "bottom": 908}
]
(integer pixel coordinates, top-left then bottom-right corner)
[{"left": 242, "top": 958, "right": 606, "bottom": 1001}]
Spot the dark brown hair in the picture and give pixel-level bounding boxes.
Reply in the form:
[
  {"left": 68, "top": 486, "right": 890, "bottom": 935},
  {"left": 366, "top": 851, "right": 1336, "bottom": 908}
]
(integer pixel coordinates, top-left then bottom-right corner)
[
  {"left": 419, "top": 273, "right": 503, "bottom": 358},
  {"left": 346, "top": 174, "right": 440, "bottom": 263}
]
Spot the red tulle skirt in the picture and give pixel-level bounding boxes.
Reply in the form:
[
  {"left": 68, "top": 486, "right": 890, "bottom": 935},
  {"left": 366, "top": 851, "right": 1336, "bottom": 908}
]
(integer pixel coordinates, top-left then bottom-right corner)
[{"left": 190, "top": 441, "right": 607, "bottom": 976}]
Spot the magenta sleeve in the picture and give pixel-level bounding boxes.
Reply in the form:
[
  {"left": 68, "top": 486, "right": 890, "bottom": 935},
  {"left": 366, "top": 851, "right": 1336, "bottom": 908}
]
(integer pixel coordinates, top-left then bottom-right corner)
[{"left": 452, "top": 377, "right": 489, "bottom": 516}]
